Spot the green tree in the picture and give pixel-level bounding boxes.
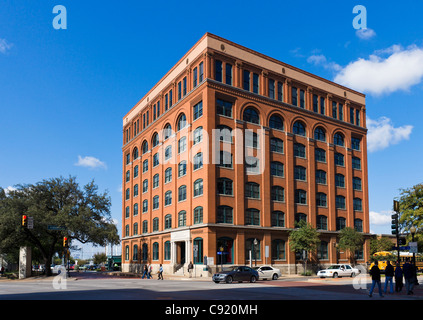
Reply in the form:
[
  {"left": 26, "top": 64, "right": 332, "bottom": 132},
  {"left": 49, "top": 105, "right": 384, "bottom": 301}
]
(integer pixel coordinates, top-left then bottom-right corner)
[
  {"left": 370, "top": 236, "right": 394, "bottom": 255},
  {"left": 396, "top": 183, "right": 423, "bottom": 247},
  {"left": 0, "top": 176, "right": 120, "bottom": 276},
  {"left": 338, "top": 227, "right": 363, "bottom": 265},
  {"left": 288, "top": 220, "right": 320, "bottom": 275},
  {"left": 93, "top": 252, "right": 107, "bottom": 265}
]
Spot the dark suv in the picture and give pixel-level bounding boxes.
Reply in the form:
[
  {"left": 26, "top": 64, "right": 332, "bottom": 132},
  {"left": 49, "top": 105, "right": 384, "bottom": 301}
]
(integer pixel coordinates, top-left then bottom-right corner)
[{"left": 212, "top": 266, "right": 259, "bottom": 283}]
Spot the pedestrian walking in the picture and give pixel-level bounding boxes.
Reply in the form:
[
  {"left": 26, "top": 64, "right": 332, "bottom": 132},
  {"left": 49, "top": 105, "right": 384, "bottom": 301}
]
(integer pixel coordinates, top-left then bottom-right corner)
[
  {"left": 158, "top": 264, "right": 164, "bottom": 280},
  {"left": 403, "top": 258, "right": 414, "bottom": 295},
  {"left": 148, "top": 264, "right": 152, "bottom": 279},
  {"left": 395, "top": 261, "right": 404, "bottom": 292},
  {"left": 142, "top": 264, "right": 149, "bottom": 279},
  {"left": 384, "top": 261, "right": 394, "bottom": 294},
  {"left": 369, "top": 261, "right": 384, "bottom": 297},
  {"left": 188, "top": 261, "right": 194, "bottom": 278}
]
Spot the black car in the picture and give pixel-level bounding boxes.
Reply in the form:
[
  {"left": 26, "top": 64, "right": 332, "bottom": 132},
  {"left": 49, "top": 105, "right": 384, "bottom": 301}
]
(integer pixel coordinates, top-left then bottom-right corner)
[{"left": 212, "top": 266, "right": 259, "bottom": 284}]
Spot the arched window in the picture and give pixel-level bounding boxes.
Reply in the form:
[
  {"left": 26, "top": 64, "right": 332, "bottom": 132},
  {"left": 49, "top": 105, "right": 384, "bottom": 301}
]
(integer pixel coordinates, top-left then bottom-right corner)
[
  {"left": 217, "top": 178, "right": 233, "bottom": 195},
  {"left": 133, "top": 244, "right": 138, "bottom": 261},
  {"left": 318, "top": 241, "right": 328, "bottom": 260},
  {"left": 164, "top": 241, "right": 171, "bottom": 260},
  {"left": 194, "top": 207, "right": 203, "bottom": 224},
  {"left": 245, "top": 182, "right": 260, "bottom": 199},
  {"left": 271, "top": 161, "right": 284, "bottom": 177},
  {"left": 194, "top": 179, "right": 203, "bottom": 197},
  {"left": 317, "top": 215, "right": 328, "bottom": 230},
  {"left": 178, "top": 211, "right": 187, "bottom": 227},
  {"left": 177, "top": 113, "right": 187, "bottom": 131},
  {"left": 164, "top": 214, "right": 172, "bottom": 229},
  {"left": 314, "top": 127, "right": 326, "bottom": 141},
  {"left": 163, "top": 123, "right": 172, "bottom": 140},
  {"left": 142, "top": 140, "right": 148, "bottom": 154},
  {"left": 217, "top": 206, "right": 233, "bottom": 224},
  {"left": 270, "top": 138, "right": 284, "bottom": 153},
  {"left": 153, "top": 242, "right": 159, "bottom": 260},
  {"left": 245, "top": 208, "right": 260, "bottom": 226},
  {"left": 334, "top": 132, "right": 344, "bottom": 146},
  {"left": 354, "top": 218, "right": 363, "bottom": 232},
  {"left": 293, "top": 121, "right": 306, "bottom": 136},
  {"left": 269, "top": 114, "right": 284, "bottom": 130},
  {"left": 133, "top": 222, "right": 138, "bottom": 235},
  {"left": 133, "top": 147, "right": 139, "bottom": 160},
  {"left": 243, "top": 107, "right": 260, "bottom": 124},
  {"left": 152, "top": 132, "right": 159, "bottom": 147},
  {"left": 295, "top": 190, "right": 307, "bottom": 204},
  {"left": 153, "top": 217, "right": 159, "bottom": 232},
  {"left": 193, "top": 238, "right": 203, "bottom": 264},
  {"left": 271, "top": 211, "right": 285, "bottom": 227},
  {"left": 336, "top": 217, "right": 346, "bottom": 230}
]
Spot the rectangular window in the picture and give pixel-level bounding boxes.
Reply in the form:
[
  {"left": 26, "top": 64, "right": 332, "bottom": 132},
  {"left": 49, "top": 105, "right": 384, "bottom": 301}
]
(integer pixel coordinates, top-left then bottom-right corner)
[
  {"left": 268, "top": 79, "right": 275, "bottom": 99},
  {"left": 169, "top": 89, "right": 173, "bottom": 107},
  {"left": 153, "top": 104, "right": 156, "bottom": 120},
  {"left": 352, "top": 157, "right": 361, "bottom": 170},
  {"left": 165, "top": 93, "right": 169, "bottom": 111},
  {"left": 292, "top": 87, "right": 298, "bottom": 106},
  {"left": 277, "top": 81, "right": 283, "bottom": 101},
  {"left": 178, "top": 81, "right": 181, "bottom": 100},
  {"left": 225, "top": 63, "right": 232, "bottom": 85},
  {"left": 338, "top": 103, "right": 343, "bottom": 121},
  {"left": 193, "top": 101, "right": 203, "bottom": 120},
  {"left": 253, "top": 73, "right": 259, "bottom": 94},
  {"left": 183, "top": 77, "right": 187, "bottom": 96},
  {"left": 193, "top": 67, "right": 198, "bottom": 87},
  {"left": 215, "top": 60, "right": 222, "bottom": 82},
  {"left": 320, "top": 97, "right": 325, "bottom": 115},
  {"left": 350, "top": 107, "right": 355, "bottom": 124},
  {"left": 243, "top": 70, "right": 250, "bottom": 91},
  {"left": 313, "top": 94, "right": 318, "bottom": 112},
  {"left": 216, "top": 99, "right": 233, "bottom": 118},
  {"left": 332, "top": 101, "right": 337, "bottom": 119},
  {"left": 300, "top": 89, "right": 305, "bottom": 108},
  {"left": 199, "top": 62, "right": 204, "bottom": 82},
  {"left": 351, "top": 137, "right": 361, "bottom": 150}
]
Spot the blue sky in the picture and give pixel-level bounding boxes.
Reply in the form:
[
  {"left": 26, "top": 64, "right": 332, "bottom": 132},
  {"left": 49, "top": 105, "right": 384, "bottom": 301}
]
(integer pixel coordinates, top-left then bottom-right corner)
[{"left": 1, "top": 0, "right": 423, "bottom": 257}]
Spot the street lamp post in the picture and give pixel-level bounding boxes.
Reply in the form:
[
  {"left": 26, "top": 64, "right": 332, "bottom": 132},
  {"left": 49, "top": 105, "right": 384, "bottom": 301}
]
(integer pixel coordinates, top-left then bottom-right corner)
[
  {"left": 410, "top": 226, "right": 419, "bottom": 285},
  {"left": 253, "top": 239, "right": 258, "bottom": 267}
]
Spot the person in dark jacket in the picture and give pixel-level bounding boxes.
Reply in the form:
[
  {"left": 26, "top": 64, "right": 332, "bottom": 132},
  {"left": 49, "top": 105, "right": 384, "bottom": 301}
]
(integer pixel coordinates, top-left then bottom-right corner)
[
  {"left": 395, "top": 261, "right": 404, "bottom": 292},
  {"left": 369, "top": 261, "right": 384, "bottom": 297},
  {"left": 403, "top": 259, "right": 414, "bottom": 295},
  {"left": 384, "top": 261, "right": 394, "bottom": 294}
]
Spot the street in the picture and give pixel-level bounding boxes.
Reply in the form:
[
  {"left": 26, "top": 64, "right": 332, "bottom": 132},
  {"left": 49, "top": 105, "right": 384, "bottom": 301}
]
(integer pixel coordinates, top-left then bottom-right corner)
[{"left": 0, "top": 271, "right": 421, "bottom": 301}]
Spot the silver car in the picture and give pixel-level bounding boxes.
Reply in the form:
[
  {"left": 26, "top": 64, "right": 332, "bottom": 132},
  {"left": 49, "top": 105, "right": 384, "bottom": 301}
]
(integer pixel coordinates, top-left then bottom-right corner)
[{"left": 254, "top": 266, "right": 282, "bottom": 280}]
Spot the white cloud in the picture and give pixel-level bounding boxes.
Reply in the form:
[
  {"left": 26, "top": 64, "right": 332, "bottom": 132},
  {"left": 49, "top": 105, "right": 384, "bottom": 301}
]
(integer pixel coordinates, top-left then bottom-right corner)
[
  {"left": 75, "top": 155, "right": 107, "bottom": 169},
  {"left": 0, "top": 38, "right": 13, "bottom": 54},
  {"left": 367, "top": 117, "right": 413, "bottom": 152},
  {"left": 334, "top": 44, "right": 423, "bottom": 95},
  {"left": 307, "top": 54, "right": 342, "bottom": 72},
  {"left": 356, "top": 28, "right": 376, "bottom": 40},
  {"left": 370, "top": 211, "right": 392, "bottom": 225}
]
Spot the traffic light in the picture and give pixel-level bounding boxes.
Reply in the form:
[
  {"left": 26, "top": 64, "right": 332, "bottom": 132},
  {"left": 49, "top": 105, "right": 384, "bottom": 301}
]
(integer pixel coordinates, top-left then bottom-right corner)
[
  {"left": 63, "top": 237, "right": 69, "bottom": 247},
  {"left": 22, "top": 215, "right": 27, "bottom": 227},
  {"left": 391, "top": 213, "right": 399, "bottom": 235}
]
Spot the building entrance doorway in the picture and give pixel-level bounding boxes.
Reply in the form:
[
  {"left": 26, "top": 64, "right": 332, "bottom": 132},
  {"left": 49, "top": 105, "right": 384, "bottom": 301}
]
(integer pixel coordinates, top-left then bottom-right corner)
[{"left": 178, "top": 242, "right": 186, "bottom": 265}]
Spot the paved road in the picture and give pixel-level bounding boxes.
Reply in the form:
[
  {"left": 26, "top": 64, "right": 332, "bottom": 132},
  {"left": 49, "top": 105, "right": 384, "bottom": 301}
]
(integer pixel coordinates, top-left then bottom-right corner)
[{"left": 0, "top": 272, "right": 421, "bottom": 301}]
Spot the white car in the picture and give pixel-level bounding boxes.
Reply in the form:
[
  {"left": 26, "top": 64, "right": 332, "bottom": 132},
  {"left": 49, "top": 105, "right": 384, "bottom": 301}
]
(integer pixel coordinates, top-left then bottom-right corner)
[
  {"left": 317, "top": 264, "right": 360, "bottom": 278},
  {"left": 254, "top": 266, "right": 282, "bottom": 280}
]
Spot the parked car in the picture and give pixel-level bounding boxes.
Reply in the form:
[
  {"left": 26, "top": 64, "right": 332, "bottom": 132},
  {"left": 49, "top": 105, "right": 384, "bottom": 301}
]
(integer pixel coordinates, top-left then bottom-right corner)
[
  {"left": 213, "top": 266, "right": 259, "bottom": 284},
  {"left": 317, "top": 264, "right": 360, "bottom": 278},
  {"left": 254, "top": 266, "right": 282, "bottom": 280}
]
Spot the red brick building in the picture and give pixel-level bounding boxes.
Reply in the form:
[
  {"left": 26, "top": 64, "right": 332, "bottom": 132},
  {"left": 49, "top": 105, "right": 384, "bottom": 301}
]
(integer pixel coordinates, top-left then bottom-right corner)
[{"left": 121, "top": 33, "right": 370, "bottom": 275}]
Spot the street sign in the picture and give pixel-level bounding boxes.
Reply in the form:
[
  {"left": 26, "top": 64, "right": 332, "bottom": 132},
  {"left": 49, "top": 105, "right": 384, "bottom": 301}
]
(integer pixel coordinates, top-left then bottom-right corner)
[
  {"left": 27, "top": 217, "right": 34, "bottom": 229},
  {"left": 48, "top": 225, "right": 66, "bottom": 231},
  {"left": 409, "top": 242, "right": 418, "bottom": 253}
]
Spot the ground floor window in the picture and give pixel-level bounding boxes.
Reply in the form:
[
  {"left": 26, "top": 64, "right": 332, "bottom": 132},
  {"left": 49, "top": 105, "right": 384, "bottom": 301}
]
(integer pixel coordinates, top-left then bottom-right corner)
[{"left": 193, "top": 237, "right": 203, "bottom": 264}]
